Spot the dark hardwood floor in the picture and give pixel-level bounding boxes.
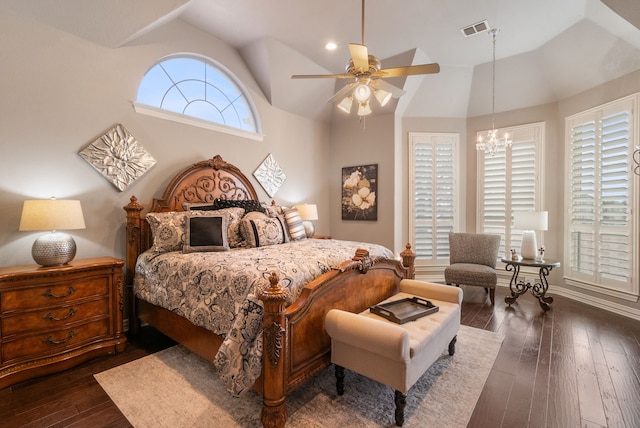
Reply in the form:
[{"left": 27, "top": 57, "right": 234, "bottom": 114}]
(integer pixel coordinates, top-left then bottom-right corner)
[{"left": 2, "top": 286, "right": 640, "bottom": 427}]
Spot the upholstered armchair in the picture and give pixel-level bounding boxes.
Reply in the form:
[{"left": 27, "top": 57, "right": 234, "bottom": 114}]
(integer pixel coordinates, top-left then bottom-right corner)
[{"left": 444, "top": 232, "right": 501, "bottom": 304}]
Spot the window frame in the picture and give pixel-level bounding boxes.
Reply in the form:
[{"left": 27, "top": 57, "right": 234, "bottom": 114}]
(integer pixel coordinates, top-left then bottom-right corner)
[
  {"left": 134, "top": 53, "right": 263, "bottom": 141},
  {"left": 564, "top": 93, "right": 639, "bottom": 301},
  {"left": 408, "top": 132, "right": 462, "bottom": 266},
  {"left": 476, "top": 122, "right": 545, "bottom": 259}
]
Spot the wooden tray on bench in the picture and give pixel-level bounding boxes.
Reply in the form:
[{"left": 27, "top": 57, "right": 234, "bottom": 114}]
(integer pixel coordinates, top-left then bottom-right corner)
[{"left": 370, "top": 297, "right": 439, "bottom": 324}]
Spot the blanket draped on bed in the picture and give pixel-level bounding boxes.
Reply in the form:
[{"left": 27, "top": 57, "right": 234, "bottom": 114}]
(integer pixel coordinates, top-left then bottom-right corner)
[{"left": 134, "top": 239, "right": 394, "bottom": 396}]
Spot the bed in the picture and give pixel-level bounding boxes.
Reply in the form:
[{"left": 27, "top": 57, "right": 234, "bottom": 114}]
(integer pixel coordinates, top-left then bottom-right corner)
[{"left": 123, "top": 154, "right": 416, "bottom": 427}]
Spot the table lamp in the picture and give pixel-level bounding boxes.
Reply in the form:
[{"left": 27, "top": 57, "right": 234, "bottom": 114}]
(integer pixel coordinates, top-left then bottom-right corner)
[
  {"left": 513, "top": 211, "right": 548, "bottom": 260},
  {"left": 295, "top": 204, "right": 318, "bottom": 238},
  {"left": 19, "top": 198, "right": 86, "bottom": 266}
]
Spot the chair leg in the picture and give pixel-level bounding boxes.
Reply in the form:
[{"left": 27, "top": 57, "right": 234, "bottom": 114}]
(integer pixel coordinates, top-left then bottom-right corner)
[
  {"left": 489, "top": 288, "right": 495, "bottom": 305},
  {"left": 335, "top": 364, "right": 345, "bottom": 396},
  {"left": 394, "top": 390, "right": 406, "bottom": 426},
  {"left": 484, "top": 287, "right": 489, "bottom": 293},
  {"left": 448, "top": 335, "right": 457, "bottom": 356}
]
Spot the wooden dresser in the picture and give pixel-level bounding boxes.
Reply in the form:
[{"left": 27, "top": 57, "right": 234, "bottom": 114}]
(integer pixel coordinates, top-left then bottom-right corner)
[{"left": 0, "top": 257, "right": 126, "bottom": 390}]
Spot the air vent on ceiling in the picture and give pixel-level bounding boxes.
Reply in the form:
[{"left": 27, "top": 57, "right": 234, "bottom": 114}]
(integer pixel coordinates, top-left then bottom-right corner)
[{"left": 461, "top": 20, "right": 490, "bottom": 37}]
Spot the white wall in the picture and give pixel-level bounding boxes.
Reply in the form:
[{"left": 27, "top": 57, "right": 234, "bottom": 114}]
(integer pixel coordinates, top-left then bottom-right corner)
[{"left": 0, "top": 15, "right": 330, "bottom": 267}]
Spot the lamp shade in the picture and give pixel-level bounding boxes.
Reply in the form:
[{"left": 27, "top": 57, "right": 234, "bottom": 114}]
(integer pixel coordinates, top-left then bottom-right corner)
[
  {"left": 295, "top": 204, "right": 318, "bottom": 238},
  {"left": 375, "top": 88, "right": 392, "bottom": 107},
  {"left": 19, "top": 199, "right": 86, "bottom": 231},
  {"left": 353, "top": 84, "right": 371, "bottom": 103},
  {"left": 513, "top": 211, "right": 548, "bottom": 231},
  {"left": 513, "top": 211, "right": 548, "bottom": 260},
  {"left": 295, "top": 204, "right": 318, "bottom": 221},
  {"left": 19, "top": 199, "right": 86, "bottom": 266}
]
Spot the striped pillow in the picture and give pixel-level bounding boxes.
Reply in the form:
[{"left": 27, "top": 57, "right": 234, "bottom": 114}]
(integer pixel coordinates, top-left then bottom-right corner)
[{"left": 283, "top": 207, "right": 307, "bottom": 241}]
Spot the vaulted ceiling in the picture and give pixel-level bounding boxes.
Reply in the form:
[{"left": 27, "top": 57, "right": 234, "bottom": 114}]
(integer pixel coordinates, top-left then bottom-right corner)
[{"left": 3, "top": 0, "right": 640, "bottom": 122}]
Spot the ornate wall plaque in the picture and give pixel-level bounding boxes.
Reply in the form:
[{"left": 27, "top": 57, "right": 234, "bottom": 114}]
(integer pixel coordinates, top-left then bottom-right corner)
[
  {"left": 253, "top": 153, "right": 286, "bottom": 198},
  {"left": 79, "top": 124, "right": 156, "bottom": 191}
]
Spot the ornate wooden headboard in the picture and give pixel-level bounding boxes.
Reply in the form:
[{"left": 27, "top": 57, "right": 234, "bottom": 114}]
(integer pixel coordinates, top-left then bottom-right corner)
[{"left": 123, "top": 155, "right": 259, "bottom": 286}]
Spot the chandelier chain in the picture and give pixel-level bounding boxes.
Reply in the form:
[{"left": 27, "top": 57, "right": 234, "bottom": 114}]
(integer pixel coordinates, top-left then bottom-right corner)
[{"left": 476, "top": 27, "right": 512, "bottom": 156}]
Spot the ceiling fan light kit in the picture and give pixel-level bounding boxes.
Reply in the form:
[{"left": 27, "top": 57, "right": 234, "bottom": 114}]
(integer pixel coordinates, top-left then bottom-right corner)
[
  {"left": 291, "top": 0, "right": 440, "bottom": 120},
  {"left": 476, "top": 28, "right": 512, "bottom": 156}
]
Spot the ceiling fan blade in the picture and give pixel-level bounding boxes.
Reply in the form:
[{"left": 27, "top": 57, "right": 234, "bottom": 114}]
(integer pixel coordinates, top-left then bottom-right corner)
[
  {"left": 370, "top": 79, "right": 406, "bottom": 98},
  {"left": 327, "top": 82, "right": 356, "bottom": 103},
  {"left": 375, "top": 63, "right": 440, "bottom": 78},
  {"left": 349, "top": 43, "right": 369, "bottom": 73},
  {"left": 292, "top": 73, "right": 354, "bottom": 79}
]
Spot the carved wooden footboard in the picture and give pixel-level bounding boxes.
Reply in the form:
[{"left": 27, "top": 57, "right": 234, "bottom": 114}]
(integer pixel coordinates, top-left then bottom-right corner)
[{"left": 123, "top": 155, "right": 416, "bottom": 428}]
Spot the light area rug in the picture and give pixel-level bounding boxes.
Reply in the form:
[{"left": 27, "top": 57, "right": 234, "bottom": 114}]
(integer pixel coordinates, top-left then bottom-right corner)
[{"left": 95, "top": 325, "right": 503, "bottom": 428}]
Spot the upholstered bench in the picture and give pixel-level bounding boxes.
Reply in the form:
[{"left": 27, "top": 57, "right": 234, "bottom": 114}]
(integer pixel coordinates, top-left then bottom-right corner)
[{"left": 325, "top": 279, "right": 462, "bottom": 426}]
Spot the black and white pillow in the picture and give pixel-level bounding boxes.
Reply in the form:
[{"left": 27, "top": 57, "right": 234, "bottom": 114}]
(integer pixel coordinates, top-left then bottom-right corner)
[
  {"left": 183, "top": 204, "right": 246, "bottom": 248},
  {"left": 183, "top": 212, "right": 230, "bottom": 253},
  {"left": 212, "top": 198, "right": 266, "bottom": 214},
  {"left": 181, "top": 202, "right": 217, "bottom": 211},
  {"left": 242, "top": 215, "right": 289, "bottom": 248},
  {"left": 282, "top": 207, "right": 307, "bottom": 241}
]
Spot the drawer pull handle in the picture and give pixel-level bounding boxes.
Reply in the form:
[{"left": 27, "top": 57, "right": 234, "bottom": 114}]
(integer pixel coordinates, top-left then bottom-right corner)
[
  {"left": 43, "top": 308, "right": 77, "bottom": 321},
  {"left": 42, "top": 286, "right": 76, "bottom": 298},
  {"left": 42, "top": 330, "right": 77, "bottom": 345}
]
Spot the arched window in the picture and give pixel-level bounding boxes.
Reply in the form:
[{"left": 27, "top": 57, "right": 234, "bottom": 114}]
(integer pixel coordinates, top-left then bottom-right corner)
[{"left": 134, "top": 54, "right": 261, "bottom": 139}]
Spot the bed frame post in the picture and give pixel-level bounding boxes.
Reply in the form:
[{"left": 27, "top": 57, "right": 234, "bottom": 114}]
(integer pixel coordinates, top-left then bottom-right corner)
[
  {"left": 259, "top": 272, "right": 291, "bottom": 428},
  {"left": 123, "top": 196, "right": 144, "bottom": 336},
  {"left": 400, "top": 243, "right": 416, "bottom": 279}
]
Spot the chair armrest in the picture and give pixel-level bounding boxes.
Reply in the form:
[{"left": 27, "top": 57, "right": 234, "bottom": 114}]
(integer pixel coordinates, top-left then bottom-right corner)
[
  {"left": 399, "top": 279, "right": 463, "bottom": 304},
  {"left": 325, "top": 309, "right": 410, "bottom": 362}
]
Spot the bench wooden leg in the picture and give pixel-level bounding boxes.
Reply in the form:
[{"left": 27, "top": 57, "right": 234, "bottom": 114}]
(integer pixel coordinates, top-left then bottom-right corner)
[
  {"left": 448, "top": 335, "right": 457, "bottom": 356},
  {"left": 335, "top": 365, "right": 345, "bottom": 396},
  {"left": 394, "top": 390, "right": 406, "bottom": 426}
]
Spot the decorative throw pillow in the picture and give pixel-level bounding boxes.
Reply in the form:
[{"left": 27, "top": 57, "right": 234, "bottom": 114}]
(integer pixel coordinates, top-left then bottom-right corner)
[
  {"left": 282, "top": 207, "right": 307, "bottom": 241},
  {"left": 242, "top": 215, "right": 289, "bottom": 248},
  {"left": 212, "top": 198, "right": 266, "bottom": 214},
  {"left": 146, "top": 211, "right": 185, "bottom": 253},
  {"left": 239, "top": 211, "right": 268, "bottom": 244},
  {"left": 181, "top": 202, "right": 217, "bottom": 211},
  {"left": 183, "top": 205, "right": 246, "bottom": 248},
  {"left": 183, "top": 212, "right": 230, "bottom": 253},
  {"left": 262, "top": 203, "right": 283, "bottom": 218}
]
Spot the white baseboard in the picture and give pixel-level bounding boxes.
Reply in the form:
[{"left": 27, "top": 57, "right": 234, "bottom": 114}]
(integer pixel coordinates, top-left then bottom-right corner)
[{"left": 549, "top": 286, "right": 640, "bottom": 321}]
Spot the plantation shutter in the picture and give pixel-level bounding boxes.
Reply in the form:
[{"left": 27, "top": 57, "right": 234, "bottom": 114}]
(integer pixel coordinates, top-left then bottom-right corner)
[
  {"left": 479, "top": 123, "right": 542, "bottom": 258},
  {"left": 567, "top": 100, "right": 635, "bottom": 291},
  {"left": 410, "top": 133, "right": 458, "bottom": 263},
  {"left": 482, "top": 147, "right": 507, "bottom": 256}
]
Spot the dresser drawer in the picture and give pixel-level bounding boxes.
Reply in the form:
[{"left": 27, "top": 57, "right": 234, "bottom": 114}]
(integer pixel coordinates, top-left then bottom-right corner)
[
  {"left": 1, "top": 318, "right": 111, "bottom": 362},
  {"left": 1, "top": 276, "right": 109, "bottom": 312},
  {"left": 1, "top": 298, "right": 109, "bottom": 337}
]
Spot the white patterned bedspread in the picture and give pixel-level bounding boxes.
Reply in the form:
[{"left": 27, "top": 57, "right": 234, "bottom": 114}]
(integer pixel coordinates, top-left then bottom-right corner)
[{"left": 134, "top": 239, "right": 394, "bottom": 396}]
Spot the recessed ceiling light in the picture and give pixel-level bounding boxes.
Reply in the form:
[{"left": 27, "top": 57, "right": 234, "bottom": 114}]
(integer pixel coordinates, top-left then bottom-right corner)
[{"left": 325, "top": 42, "right": 337, "bottom": 51}]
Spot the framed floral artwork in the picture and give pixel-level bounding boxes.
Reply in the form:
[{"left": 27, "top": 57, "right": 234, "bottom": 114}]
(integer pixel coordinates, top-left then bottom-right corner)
[{"left": 341, "top": 164, "right": 377, "bottom": 221}]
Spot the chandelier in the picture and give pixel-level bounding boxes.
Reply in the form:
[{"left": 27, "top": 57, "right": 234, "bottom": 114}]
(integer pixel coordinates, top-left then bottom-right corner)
[
  {"left": 634, "top": 145, "right": 640, "bottom": 175},
  {"left": 476, "top": 28, "right": 512, "bottom": 156}
]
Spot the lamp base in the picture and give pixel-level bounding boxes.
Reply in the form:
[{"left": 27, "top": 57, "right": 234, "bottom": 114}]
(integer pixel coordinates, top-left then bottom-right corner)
[
  {"left": 32, "top": 232, "right": 77, "bottom": 266},
  {"left": 302, "top": 221, "right": 315, "bottom": 238},
  {"left": 520, "top": 230, "right": 537, "bottom": 260}
]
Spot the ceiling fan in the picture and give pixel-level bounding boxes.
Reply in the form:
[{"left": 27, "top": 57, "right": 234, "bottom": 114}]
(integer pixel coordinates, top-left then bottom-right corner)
[{"left": 291, "top": 0, "right": 440, "bottom": 116}]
